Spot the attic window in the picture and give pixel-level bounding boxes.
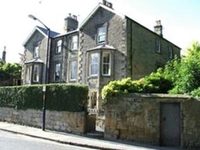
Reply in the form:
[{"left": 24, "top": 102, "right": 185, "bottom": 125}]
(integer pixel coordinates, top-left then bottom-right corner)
[{"left": 97, "top": 26, "right": 107, "bottom": 44}]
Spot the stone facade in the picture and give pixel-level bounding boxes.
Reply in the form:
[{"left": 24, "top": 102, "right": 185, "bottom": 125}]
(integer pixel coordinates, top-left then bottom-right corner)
[
  {"left": 22, "top": 2, "right": 181, "bottom": 112},
  {"left": 104, "top": 94, "right": 200, "bottom": 149},
  {"left": 0, "top": 107, "right": 86, "bottom": 134}
]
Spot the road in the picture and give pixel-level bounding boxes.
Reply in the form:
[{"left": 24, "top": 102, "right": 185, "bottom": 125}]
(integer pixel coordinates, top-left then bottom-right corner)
[{"left": 0, "top": 130, "right": 97, "bottom": 150}]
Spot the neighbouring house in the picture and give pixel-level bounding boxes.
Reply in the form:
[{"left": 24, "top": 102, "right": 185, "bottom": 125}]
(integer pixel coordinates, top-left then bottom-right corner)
[{"left": 22, "top": 1, "right": 181, "bottom": 121}]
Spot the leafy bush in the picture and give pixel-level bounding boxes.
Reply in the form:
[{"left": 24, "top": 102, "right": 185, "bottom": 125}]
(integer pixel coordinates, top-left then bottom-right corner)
[
  {"left": 102, "top": 72, "right": 172, "bottom": 104},
  {"left": 0, "top": 84, "right": 88, "bottom": 112},
  {"left": 190, "top": 87, "right": 200, "bottom": 98}
]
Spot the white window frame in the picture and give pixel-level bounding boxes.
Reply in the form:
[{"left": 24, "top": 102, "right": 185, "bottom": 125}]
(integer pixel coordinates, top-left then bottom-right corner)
[
  {"left": 89, "top": 53, "right": 100, "bottom": 76},
  {"left": 33, "top": 64, "right": 40, "bottom": 82},
  {"left": 97, "top": 26, "right": 107, "bottom": 44},
  {"left": 70, "top": 60, "right": 77, "bottom": 81},
  {"left": 55, "top": 63, "right": 61, "bottom": 81},
  {"left": 56, "top": 40, "right": 62, "bottom": 54},
  {"left": 71, "top": 35, "right": 78, "bottom": 50},
  {"left": 102, "top": 52, "right": 111, "bottom": 76}
]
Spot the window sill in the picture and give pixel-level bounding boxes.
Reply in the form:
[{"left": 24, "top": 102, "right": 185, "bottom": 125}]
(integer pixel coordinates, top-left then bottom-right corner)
[
  {"left": 102, "top": 74, "right": 111, "bottom": 77},
  {"left": 87, "top": 75, "right": 99, "bottom": 79}
]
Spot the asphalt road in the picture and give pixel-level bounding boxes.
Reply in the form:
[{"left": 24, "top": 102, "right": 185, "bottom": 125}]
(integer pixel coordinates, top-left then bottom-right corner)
[{"left": 0, "top": 130, "right": 97, "bottom": 150}]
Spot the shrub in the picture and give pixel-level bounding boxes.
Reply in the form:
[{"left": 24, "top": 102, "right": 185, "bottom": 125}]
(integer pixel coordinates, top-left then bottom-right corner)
[
  {"left": 102, "top": 73, "right": 172, "bottom": 104},
  {"left": 0, "top": 84, "right": 88, "bottom": 112}
]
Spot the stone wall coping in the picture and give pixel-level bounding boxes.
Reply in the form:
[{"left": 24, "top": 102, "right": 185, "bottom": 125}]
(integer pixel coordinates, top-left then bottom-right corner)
[{"left": 109, "top": 93, "right": 199, "bottom": 101}]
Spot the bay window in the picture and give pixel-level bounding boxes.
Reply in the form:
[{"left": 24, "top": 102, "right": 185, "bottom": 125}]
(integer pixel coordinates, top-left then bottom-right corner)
[
  {"left": 33, "top": 64, "right": 40, "bottom": 82},
  {"left": 102, "top": 52, "right": 111, "bottom": 76},
  {"left": 89, "top": 53, "right": 100, "bottom": 76}
]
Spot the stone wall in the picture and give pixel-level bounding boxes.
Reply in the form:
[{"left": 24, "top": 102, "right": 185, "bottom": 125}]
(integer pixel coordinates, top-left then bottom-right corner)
[
  {"left": 0, "top": 107, "right": 86, "bottom": 134},
  {"left": 104, "top": 94, "right": 200, "bottom": 148}
]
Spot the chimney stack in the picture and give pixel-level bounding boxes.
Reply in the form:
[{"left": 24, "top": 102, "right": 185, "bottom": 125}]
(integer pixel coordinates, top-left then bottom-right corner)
[
  {"left": 102, "top": 0, "right": 113, "bottom": 9},
  {"left": 64, "top": 13, "right": 78, "bottom": 32},
  {"left": 154, "top": 20, "right": 163, "bottom": 37}
]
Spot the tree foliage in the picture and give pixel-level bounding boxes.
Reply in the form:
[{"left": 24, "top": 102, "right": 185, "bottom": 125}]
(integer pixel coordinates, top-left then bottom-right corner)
[
  {"left": 159, "top": 42, "right": 200, "bottom": 95},
  {"left": 0, "top": 62, "right": 22, "bottom": 86}
]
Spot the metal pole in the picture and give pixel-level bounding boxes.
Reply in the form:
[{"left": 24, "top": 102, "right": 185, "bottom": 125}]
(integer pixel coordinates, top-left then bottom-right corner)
[
  {"left": 42, "top": 85, "right": 46, "bottom": 131},
  {"left": 42, "top": 28, "right": 50, "bottom": 131},
  {"left": 28, "top": 14, "right": 51, "bottom": 131}
]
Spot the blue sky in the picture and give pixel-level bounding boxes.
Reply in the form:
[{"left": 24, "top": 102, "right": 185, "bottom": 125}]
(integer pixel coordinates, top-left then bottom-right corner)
[{"left": 0, "top": 0, "right": 199, "bottom": 62}]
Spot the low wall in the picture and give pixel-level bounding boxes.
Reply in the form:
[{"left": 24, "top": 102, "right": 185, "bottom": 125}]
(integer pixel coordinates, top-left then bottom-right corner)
[
  {"left": 104, "top": 94, "right": 200, "bottom": 148},
  {"left": 0, "top": 107, "right": 86, "bottom": 134}
]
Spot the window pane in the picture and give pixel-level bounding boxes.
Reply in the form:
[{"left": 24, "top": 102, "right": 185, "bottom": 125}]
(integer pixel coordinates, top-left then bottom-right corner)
[
  {"left": 34, "top": 46, "right": 39, "bottom": 58},
  {"left": 70, "top": 61, "right": 77, "bottom": 80},
  {"left": 55, "top": 63, "right": 61, "bottom": 81},
  {"left": 169, "top": 47, "right": 173, "bottom": 59},
  {"left": 33, "top": 65, "right": 39, "bottom": 82},
  {"left": 56, "top": 40, "right": 62, "bottom": 53},
  {"left": 155, "top": 39, "right": 161, "bottom": 53},
  {"left": 90, "top": 53, "right": 99, "bottom": 76},
  {"left": 102, "top": 53, "right": 111, "bottom": 75},
  {"left": 97, "top": 26, "right": 106, "bottom": 43},
  {"left": 71, "top": 35, "right": 78, "bottom": 50}
]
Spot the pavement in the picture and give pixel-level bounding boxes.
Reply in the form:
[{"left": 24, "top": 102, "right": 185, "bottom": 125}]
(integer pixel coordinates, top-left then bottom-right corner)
[{"left": 0, "top": 122, "right": 180, "bottom": 150}]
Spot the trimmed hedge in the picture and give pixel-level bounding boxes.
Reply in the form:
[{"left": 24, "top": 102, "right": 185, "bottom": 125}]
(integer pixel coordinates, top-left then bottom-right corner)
[{"left": 0, "top": 84, "right": 88, "bottom": 112}]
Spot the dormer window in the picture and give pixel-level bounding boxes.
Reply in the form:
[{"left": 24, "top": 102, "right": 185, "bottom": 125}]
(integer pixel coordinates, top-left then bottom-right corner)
[
  {"left": 56, "top": 40, "right": 62, "bottom": 54},
  {"left": 97, "top": 26, "right": 107, "bottom": 44}
]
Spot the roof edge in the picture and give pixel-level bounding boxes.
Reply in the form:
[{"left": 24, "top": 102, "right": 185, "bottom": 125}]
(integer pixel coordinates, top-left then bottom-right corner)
[{"left": 125, "top": 16, "right": 181, "bottom": 50}]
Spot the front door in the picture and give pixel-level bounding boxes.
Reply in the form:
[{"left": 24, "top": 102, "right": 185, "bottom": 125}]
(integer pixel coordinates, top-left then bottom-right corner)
[{"left": 160, "top": 103, "right": 180, "bottom": 146}]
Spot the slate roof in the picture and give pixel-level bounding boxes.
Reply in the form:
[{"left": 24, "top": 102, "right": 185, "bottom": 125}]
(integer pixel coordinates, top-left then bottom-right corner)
[{"left": 36, "top": 26, "right": 60, "bottom": 38}]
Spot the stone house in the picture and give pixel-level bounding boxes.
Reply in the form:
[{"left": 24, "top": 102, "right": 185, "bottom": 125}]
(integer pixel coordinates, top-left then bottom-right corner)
[{"left": 22, "top": 1, "right": 181, "bottom": 113}]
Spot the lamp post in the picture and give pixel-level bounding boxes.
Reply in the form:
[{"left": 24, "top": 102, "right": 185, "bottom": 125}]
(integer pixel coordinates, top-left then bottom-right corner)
[{"left": 28, "top": 14, "right": 51, "bottom": 131}]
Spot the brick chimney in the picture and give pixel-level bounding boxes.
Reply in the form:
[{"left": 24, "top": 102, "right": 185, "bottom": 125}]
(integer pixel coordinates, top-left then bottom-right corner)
[
  {"left": 154, "top": 20, "right": 163, "bottom": 37},
  {"left": 64, "top": 13, "right": 78, "bottom": 32}
]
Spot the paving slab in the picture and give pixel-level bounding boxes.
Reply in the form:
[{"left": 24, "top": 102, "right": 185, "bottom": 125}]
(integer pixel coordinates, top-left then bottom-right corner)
[{"left": 0, "top": 122, "right": 180, "bottom": 150}]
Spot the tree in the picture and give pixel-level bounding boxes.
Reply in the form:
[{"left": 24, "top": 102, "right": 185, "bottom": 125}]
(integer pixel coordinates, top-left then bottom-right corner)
[
  {"left": 160, "top": 42, "right": 200, "bottom": 94},
  {"left": 0, "top": 62, "right": 22, "bottom": 86}
]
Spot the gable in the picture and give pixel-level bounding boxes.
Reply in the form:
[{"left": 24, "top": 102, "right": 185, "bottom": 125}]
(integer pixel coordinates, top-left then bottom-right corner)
[
  {"left": 23, "top": 26, "right": 59, "bottom": 48},
  {"left": 80, "top": 4, "right": 124, "bottom": 29},
  {"left": 23, "top": 28, "right": 46, "bottom": 51}
]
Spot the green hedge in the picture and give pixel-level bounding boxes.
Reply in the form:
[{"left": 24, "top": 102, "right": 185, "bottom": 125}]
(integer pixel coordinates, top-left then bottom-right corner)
[{"left": 0, "top": 84, "right": 88, "bottom": 112}]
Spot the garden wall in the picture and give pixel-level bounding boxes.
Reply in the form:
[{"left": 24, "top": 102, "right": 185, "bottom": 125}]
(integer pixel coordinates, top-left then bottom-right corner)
[
  {"left": 104, "top": 94, "right": 200, "bottom": 149},
  {"left": 0, "top": 107, "right": 86, "bottom": 134}
]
